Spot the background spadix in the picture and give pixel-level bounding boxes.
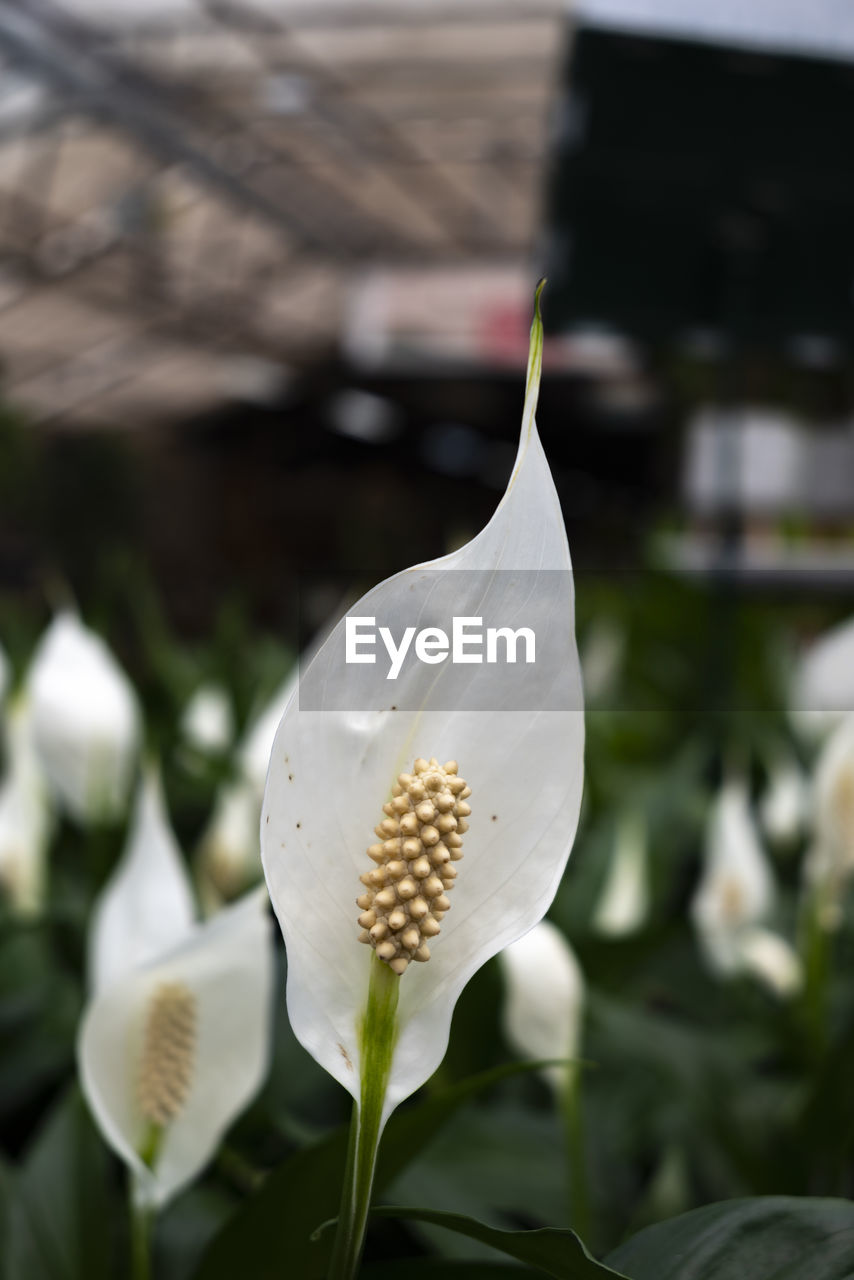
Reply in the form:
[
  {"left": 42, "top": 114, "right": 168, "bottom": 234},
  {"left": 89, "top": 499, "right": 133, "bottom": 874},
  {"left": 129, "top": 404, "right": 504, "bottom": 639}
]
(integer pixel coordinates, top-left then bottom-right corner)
[{"left": 262, "top": 316, "right": 585, "bottom": 1123}]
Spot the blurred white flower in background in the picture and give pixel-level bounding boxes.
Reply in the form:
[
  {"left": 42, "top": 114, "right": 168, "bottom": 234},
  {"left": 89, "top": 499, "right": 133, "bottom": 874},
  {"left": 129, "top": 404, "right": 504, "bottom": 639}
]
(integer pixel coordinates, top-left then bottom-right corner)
[
  {"left": 500, "top": 919, "right": 585, "bottom": 1093},
  {"left": 239, "top": 671, "right": 297, "bottom": 798},
  {"left": 0, "top": 695, "right": 52, "bottom": 915},
  {"left": 0, "top": 641, "right": 9, "bottom": 705},
  {"left": 28, "top": 611, "right": 141, "bottom": 824},
  {"left": 593, "top": 810, "right": 649, "bottom": 938},
  {"left": 737, "top": 926, "right": 803, "bottom": 999},
  {"left": 691, "top": 779, "right": 773, "bottom": 972},
  {"left": 78, "top": 769, "right": 274, "bottom": 1210},
  {"left": 180, "top": 683, "right": 234, "bottom": 757},
  {"left": 804, "top": 715, "right": 854, "bottom": 931},
  {"left": 691, "top": 779, "right": 802, "bottom": 997},
  {"left": 760, "top": 756, "right": 808, "bottom": 846},
  {"left": 194, "top": 671, "right": 298, "bottom": 911},
  {"left": 792, "top": 615, "right": 854, "bottom": 740},
  {"left": 579, "top": 617, "right": 624, "bottom": 705},
  {"left": 196, "top": 777, "right": 262, "bottom": 912}
]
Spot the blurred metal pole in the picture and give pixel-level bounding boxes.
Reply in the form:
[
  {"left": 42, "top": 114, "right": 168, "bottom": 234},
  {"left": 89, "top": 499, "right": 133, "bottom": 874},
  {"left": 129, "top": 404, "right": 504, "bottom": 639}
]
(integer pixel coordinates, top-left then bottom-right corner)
[{"left": 0, "top": 0, "right": 332, "bottom": 253}]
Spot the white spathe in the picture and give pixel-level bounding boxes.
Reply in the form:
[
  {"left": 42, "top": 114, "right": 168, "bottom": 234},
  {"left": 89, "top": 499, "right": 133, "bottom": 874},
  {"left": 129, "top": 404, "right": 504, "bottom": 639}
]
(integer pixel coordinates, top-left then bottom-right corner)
[
  {"left": 804, "top": 714, "right": 854, "bottom": 929},
  {"left": 89, "top": 770, "right": 196, "bottom": 994},
  {"left": 691, "top": 779, "right": 802, "bottom": 996},
  {"left": 793, "top": 615, "right": 854, "bottom": 739},
  {"left": 760, "top": 757, "right": 808, "bottom": 845},
  {"left": 180, "top": 683, "right": 234, "bottom": 756},
  {"left": 261, "top": 329, "right": 584, "bottom": 1125},
  {"left": 196, "top": 777, "right": 263, "bottom": 910},
  {"left": 28, "top": 612, "right": 141, "bottom": 824},
  {"left": 691, "top": 779, "right": 774, "bottom": 973},
  {"left": 593, "top": 810, "right": 649, "bottom": 937},
  {"left": 737, "top": 925, "right": 803, "bottom": 998},
  {"left": 0, "top": 696, "right": 52, "bottom": 915},
  {"left": 499, "top": 918, "right": 585, "bottom": 1093},
  {"left": 579, "top": 618, "right": 624, "bottom": 704},
  {"left": 78, "top": 887, "right": 274, "bottom": 1210},
  {"left": 193, "top": 673, "right": 298, "bottom": 911}
]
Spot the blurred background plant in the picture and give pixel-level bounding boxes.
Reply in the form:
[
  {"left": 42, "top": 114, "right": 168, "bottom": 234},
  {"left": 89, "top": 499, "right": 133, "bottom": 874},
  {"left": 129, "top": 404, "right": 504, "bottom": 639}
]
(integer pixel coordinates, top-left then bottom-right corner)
[{"left": 3, "top": 0, "right": 854, "bottom": 1276}]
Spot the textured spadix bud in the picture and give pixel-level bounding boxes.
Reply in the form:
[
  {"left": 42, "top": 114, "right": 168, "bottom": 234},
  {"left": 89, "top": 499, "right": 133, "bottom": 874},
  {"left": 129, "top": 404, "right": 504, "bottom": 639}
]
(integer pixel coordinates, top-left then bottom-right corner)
[
  {"left": 357, "top": 758, "right": 470, "bottom": 974},
  {"left": 138, "top": 981, "right": 197, "bottom": 1128}
]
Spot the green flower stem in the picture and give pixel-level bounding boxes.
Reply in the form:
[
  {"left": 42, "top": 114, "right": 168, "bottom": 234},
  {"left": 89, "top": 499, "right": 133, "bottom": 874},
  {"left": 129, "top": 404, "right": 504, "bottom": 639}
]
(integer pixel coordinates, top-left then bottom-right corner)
[
  {"left": 560, "top": 1063, "right": 591, "bottom": 1246},
  {"left": 329, "top": 954, "right": 400, "bottom": 1280},
  {"left": 129, "top": 1176, "right": 153, "bottom": 1280}
]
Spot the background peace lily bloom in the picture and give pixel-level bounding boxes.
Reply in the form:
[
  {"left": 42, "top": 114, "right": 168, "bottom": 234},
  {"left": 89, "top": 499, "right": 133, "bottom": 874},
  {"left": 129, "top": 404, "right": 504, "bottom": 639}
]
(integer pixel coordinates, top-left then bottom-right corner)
[
  {"left": 28, "top": 611, "right": 141, "bottom": 824},
  {"left": 79, "top": 886, "right": 274, "bottom": 1212},
  {"left": 180, "top": 682, "right": 234, "bottom": 757},
  {"left": 0, "top": 640, "right": 9, "bottom": 705},
  {"left": 194, "top": 671, "right": 299, "bottom": 911},
  {"left": 760, "top": 756, "right": 808, "bottom": 846},
  {"left": 499, "top": 918, "right": 588, "bottom": 1233},
  {"left": 500, "top": 918, "right": 585, "bottom": 1094},
  {"left": 804, "top": 714, "right": 854, "bottom": 931},
  {"left": 0, "top": 694, "right": 52, "bottom": 915},
  {"left": 261, "top": 283, "right": 584, "bottom": 1277},
  {"left": 792, "top": 614, "right": 854, "bottom": 740},
  {"left": 593, "top": 810, "right": 650, "bottom": 938},
  {"left": 691, "top": 779, "right": 802, "bottom": 997},
  {"left": 691, "top": 779, "right": 774, "bottom": 974},
  {"left": 196, "top": 777, "right": 263, "bottom": 911},
  {"left": 79, "top": 766, "right": 274, "bottom": 1275}
]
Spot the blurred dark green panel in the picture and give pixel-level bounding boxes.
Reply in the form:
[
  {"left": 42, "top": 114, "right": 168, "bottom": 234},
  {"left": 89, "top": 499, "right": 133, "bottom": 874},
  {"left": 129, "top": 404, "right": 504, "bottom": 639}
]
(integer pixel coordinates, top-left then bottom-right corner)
[{"left": 546, "top": 27, "right": 854, "bottom": 344}]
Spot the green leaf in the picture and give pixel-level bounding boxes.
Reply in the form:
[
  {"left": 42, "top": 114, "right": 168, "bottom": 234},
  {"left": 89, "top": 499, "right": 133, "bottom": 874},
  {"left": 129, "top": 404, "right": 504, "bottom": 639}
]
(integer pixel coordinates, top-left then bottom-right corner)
[
  {"left": 5, "top": 1083, "right": 114, "bottom": 1280},
  {"left": 192, "top": 1060, "right": 554, "bottom": 1280},
  {"left": 605, "top": 1196, "right": 854, "bottom": 1279},
  {"left": 384, "top": 1105, "right": 566, "bottom": 1262},
  {"left": 371, "top": 1207, "right": 626, "bottom": 1279}
]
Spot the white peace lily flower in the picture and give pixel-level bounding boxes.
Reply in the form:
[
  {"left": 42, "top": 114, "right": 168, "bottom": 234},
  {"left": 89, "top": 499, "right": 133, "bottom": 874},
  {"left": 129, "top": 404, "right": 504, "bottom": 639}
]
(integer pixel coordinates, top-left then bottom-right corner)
[
  {"left": 803, "top": 715, "right": 854, "bottom": 930},
  {"left": 28, "top": 612, "right": 141, "bottom": 824},
  {"left": 80, "top": 770, "right": 274, "bottom": 1219},
  {"left": 194, "top": 674, "right": 299, "bottom": 912},
  {"left": 180, "top": 683, "right": 234, "bottom": 756},
  {"left": 89, "top": 770, "right": 196, "bottom": 994},
  {"left": 0, "top": 696, "right": 52, "bottom": 915},
  {"left": 792, "top": 615, "right": 854, "bottom": 740},
  {"left": 691, "top": 779, "right": 774, "bottom": 974},
  {"left": 760, "top": 757, "right": 808, "bottom": 845},
  {"left": 593, "top": 810, "right": 649, "bottom": 937},
  {"left": 261, "top": 284, "right": 584, "bottom": 1278},
  {"left": 737, "top": 925, "right": 803, "bottom": 999},
  {"left": 500, "top": 919, "right": 585, "bottom": 1093},
  {"left": 579, "top": 617, "right": 624, "bottom": 704},
  {"left": 78, "top": 886, "right": 274, "bottom": 1211},
  {"left": 691, "top": 779, "right": 800, "bottom": 996},
  {"left": 196, "top": 777, "right": 262, "bottom": 912}
]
